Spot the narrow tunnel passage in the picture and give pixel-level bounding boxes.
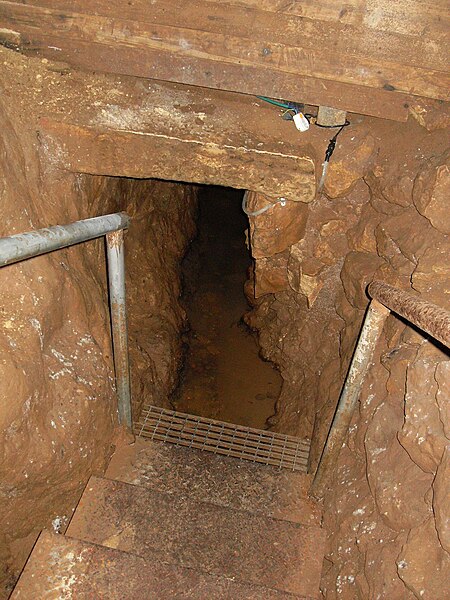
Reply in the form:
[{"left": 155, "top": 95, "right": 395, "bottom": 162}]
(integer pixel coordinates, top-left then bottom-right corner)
[{"left": 172, "top": 186, "right": 282, "bottom": 429}]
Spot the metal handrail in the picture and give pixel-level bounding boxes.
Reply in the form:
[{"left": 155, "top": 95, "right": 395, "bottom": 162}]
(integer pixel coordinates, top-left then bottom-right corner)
[
  {"left": 310, "top": 281, "right": 450, "bottom": 499},
  {"left": 0, "top": 212, "right": 132, "bottom": 428},
  {"left": 368, "top": 281, "right": 450, "bottom": 347}
]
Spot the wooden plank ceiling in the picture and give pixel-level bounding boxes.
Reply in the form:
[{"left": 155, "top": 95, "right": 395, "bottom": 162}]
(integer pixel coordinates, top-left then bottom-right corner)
[
  {"left": 0, "top": 0, "right": 448, "bottom": 121},
  {"left": 36, "top": 75, "right": 318, "bottom": 199}
]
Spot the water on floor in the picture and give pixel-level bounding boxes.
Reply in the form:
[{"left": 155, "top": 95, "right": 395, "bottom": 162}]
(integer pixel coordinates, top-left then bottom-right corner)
[{"left": 172, "top": 186, "right": 282, "bottom": 429}]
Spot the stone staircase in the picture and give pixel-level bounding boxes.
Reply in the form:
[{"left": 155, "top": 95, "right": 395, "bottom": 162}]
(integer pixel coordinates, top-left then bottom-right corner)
[{"left": 11, "top": 435, "right": 325, "bottom": 598}]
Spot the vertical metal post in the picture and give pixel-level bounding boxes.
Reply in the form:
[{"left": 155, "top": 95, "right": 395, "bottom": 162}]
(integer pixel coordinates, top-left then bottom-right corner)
[
  {"left": 106, "top": 229, "right": 132, "bottom": 428},
  {"left": 310, "top": 299, "right": 390, "bottom": 499}
]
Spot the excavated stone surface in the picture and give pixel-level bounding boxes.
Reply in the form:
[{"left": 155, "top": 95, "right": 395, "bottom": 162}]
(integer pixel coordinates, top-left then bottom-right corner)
[
  {"left": 0, "top": 49, "right": 197, "bottom": 597},
  {"left": 245, "top": 181, "right": 370, "bottom": 439},
  {"left": 1, "top": 40, "right": 449, "bottom": 600},
  {"left": 247, "top": 191, "right": 310, "bottom": 258},
  {"left": 324, "top": 126, "right": 377, "bottom": 198},
  {"left": 397, "top": 517, "right": 450, "bottom": 600},
  {"left": 254, "top": 250, "right": 290, "bottom": 298},
  {"left": 12, "top": 531, "right": 303, "bottom": 599},
  {"left": 94, "top": 178, "right": 198, "bottom": 416},
  {"left": 433, "top": 446, "right": 450, "bottom": 553},
  {"left": 67, "top": 476, "right": 326, "bottom": 598},
  {"left": 106, "top": 438, "right": 321, "bottom": 526},
  {"left": 244, "top": 114, "right": 449, "bottom": 598},
  {"left": 413, "top": 152, "right": 450, "bottom": 234}
]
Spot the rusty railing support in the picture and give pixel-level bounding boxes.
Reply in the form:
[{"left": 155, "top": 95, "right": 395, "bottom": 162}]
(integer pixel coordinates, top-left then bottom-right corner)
[
  {"left": 368, "top": 281, "right": 450, "bottom": 348},
  {"left": 310, "top": 299, "right": 390, "bottom": 499},
  {"left": 106, "top": 229, "right": 132, "bottom": 428},
  {"left": 310, "top": 280, "right": 450, "bottom": 500}
]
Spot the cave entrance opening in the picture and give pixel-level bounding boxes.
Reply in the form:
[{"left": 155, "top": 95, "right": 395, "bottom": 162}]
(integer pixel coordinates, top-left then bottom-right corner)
[{"left": 171, "top": 184, "right": 282, "bottom": 430}]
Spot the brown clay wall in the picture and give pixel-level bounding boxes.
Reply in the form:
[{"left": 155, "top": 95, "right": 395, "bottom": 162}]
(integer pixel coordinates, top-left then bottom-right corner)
[
  {"left": 0, "top": 53, "right": 197, "bottom": 595},
  {"left": 81, "top": 176, "right": 198, "bottom": 418},
  {"left": 246, "top": 113, "right": 449, "bottom": 598},
  {"left": 1, "top": 42, "right": 448, "bottom": 600}
]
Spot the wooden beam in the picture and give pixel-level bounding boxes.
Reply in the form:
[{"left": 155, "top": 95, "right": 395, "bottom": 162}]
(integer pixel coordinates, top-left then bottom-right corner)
[
  {"left": 215, "top": 0, "right": 450, "bottom": 38},
  {"left": 12, "top": 0, "right": 448, "bottom": 71},
  {"left": 0, "top": 43, "right": 320, "bottom": 197},
  {"left": 3, "top": 1, "right": 448, "bottom": 121},
  {"left": 39, "top": 119, "right": 316, "bottom": 200},
  {"left": 11, "top": 0, "right": 448, "bottom": 38}
]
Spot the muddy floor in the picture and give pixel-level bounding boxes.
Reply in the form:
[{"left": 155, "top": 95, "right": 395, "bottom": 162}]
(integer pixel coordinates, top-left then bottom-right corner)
[{"left": 172, "top": 187, "right": 281, "bottom": 429}]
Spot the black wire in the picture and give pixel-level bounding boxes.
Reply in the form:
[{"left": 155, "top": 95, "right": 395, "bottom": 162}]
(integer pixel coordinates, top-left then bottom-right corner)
[
  {"left": 306, "top": 117, "right": 351, "bottom": 130},
  {"left": 324, "top": 121, "right": 349, "bottom": 162},
  {"left": 304, "top": 113, "right": 350, "bottom": 127},
  {"left": 260, "top": 98, "right": 350, "bottom": 164}
]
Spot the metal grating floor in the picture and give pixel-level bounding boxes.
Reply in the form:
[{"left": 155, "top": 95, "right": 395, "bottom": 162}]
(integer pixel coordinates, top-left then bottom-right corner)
[{"left": 135, "top": 405, "right": 310, "bottom": 472}]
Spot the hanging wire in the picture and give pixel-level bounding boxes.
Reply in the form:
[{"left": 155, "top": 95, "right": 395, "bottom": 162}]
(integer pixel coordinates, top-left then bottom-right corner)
[
  {"left": 317, "top": 121, "right": 350, "bottom": 193},
  {"left": 242, "top": 191, "right": 287, "bottom": 217},
  {"left": 257, "top": 95, "right": 351, "bottom": 195}
]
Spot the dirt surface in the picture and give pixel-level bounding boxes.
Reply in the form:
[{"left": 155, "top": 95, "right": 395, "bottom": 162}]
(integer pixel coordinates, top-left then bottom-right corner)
[
  {"left": 172, "top": 187, "right": 281, "bottom": 428},
  {"left": 1, "top": 43, "right": 449, "bottom": 600},
  {"left": 67, "top": 475, "right": 325, "bottom": 597},
  {"left": 244, "top": 114, "right": 450, "bottom": 597},
  {"left": 0, "top": 57, "right": 116, "bottom": 596},
  {"left": 107, "top": 437, "right": 320, "bottom": 526},
  {"left": 0, "top": 49, "right": 197, "bottom": 596},
  {"left": 12, "top": 530, "right": 304, "bottom": 600}
]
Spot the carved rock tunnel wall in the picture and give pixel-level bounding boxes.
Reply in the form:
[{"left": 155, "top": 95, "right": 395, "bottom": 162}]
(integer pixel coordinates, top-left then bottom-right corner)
[{"left": 0, "top": 47, "right": 449, "bottom": 599}]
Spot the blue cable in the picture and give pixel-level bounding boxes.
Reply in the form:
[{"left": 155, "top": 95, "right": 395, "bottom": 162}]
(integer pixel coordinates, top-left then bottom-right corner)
[{"left": 257, "top": 95, "right": 303, "bottom": 113}]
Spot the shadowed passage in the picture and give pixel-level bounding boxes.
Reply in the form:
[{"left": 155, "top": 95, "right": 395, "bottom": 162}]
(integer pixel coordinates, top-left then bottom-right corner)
[{"left": 172, "top": 186, "right": 282, "bottom": 429}]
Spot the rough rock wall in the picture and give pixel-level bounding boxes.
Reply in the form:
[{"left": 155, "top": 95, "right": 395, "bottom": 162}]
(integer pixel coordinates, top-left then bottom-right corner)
[
  {"left": 321, "top": 326, "right": 449, "bottom": 599},
  {"left": 0, "top": 50, "right": 197, "bottom": 596},
  {"left": 0, "top": 78, "right": 115, "bottom": 596},
  {"left": 246, "top": 111, "right": 449, "bottom": 598},
  {"left": 80, "top": 176, "right": 198, "bottom": 418}
]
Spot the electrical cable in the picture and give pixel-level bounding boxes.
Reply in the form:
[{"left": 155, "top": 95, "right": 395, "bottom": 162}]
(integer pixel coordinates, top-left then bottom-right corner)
[
  {"left": 257, "top": 96, "right": 291, "bottom": 109},
  {"left": 241, "top": 191, "right": 287, "bottom": 217},
  {"left": 257, "top": 96, "right": 305, "bottom": 114},
  {"left": 257, "top": 95, "right": 351, "bottom": 195},
  {"left": 310, "top": 118, "right": 350, "bottom": 130},
  {"left": 317, "top": 121, "right": 349, "bottom": 193}
]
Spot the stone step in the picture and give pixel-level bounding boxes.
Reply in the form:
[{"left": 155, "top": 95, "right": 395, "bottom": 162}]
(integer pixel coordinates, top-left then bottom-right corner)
[
  {"left": 11, "top": 530, "right": 305, "bottom": 599},
  {"left": 106, "top": 438, "right": 320, "bottom": 526},
  {"left": 67, "top": 476, "right": 325, "bottom": 598}
]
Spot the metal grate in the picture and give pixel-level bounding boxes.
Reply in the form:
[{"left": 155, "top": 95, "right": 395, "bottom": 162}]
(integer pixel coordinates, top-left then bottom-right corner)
[{"left": 135, "top": 405, "right": 310, "bottom": 472}]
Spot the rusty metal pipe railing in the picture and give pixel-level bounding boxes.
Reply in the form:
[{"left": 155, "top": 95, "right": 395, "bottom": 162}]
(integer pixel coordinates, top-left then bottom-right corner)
[
  {"left": 368, "top": 281, "right": 450, "bottom": 348},
  {"left": 310, "top": 281, "right": 450, "bottom": 499},
  {"left": 0, "top": 212, "right": 132, "bottom": 429}
]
